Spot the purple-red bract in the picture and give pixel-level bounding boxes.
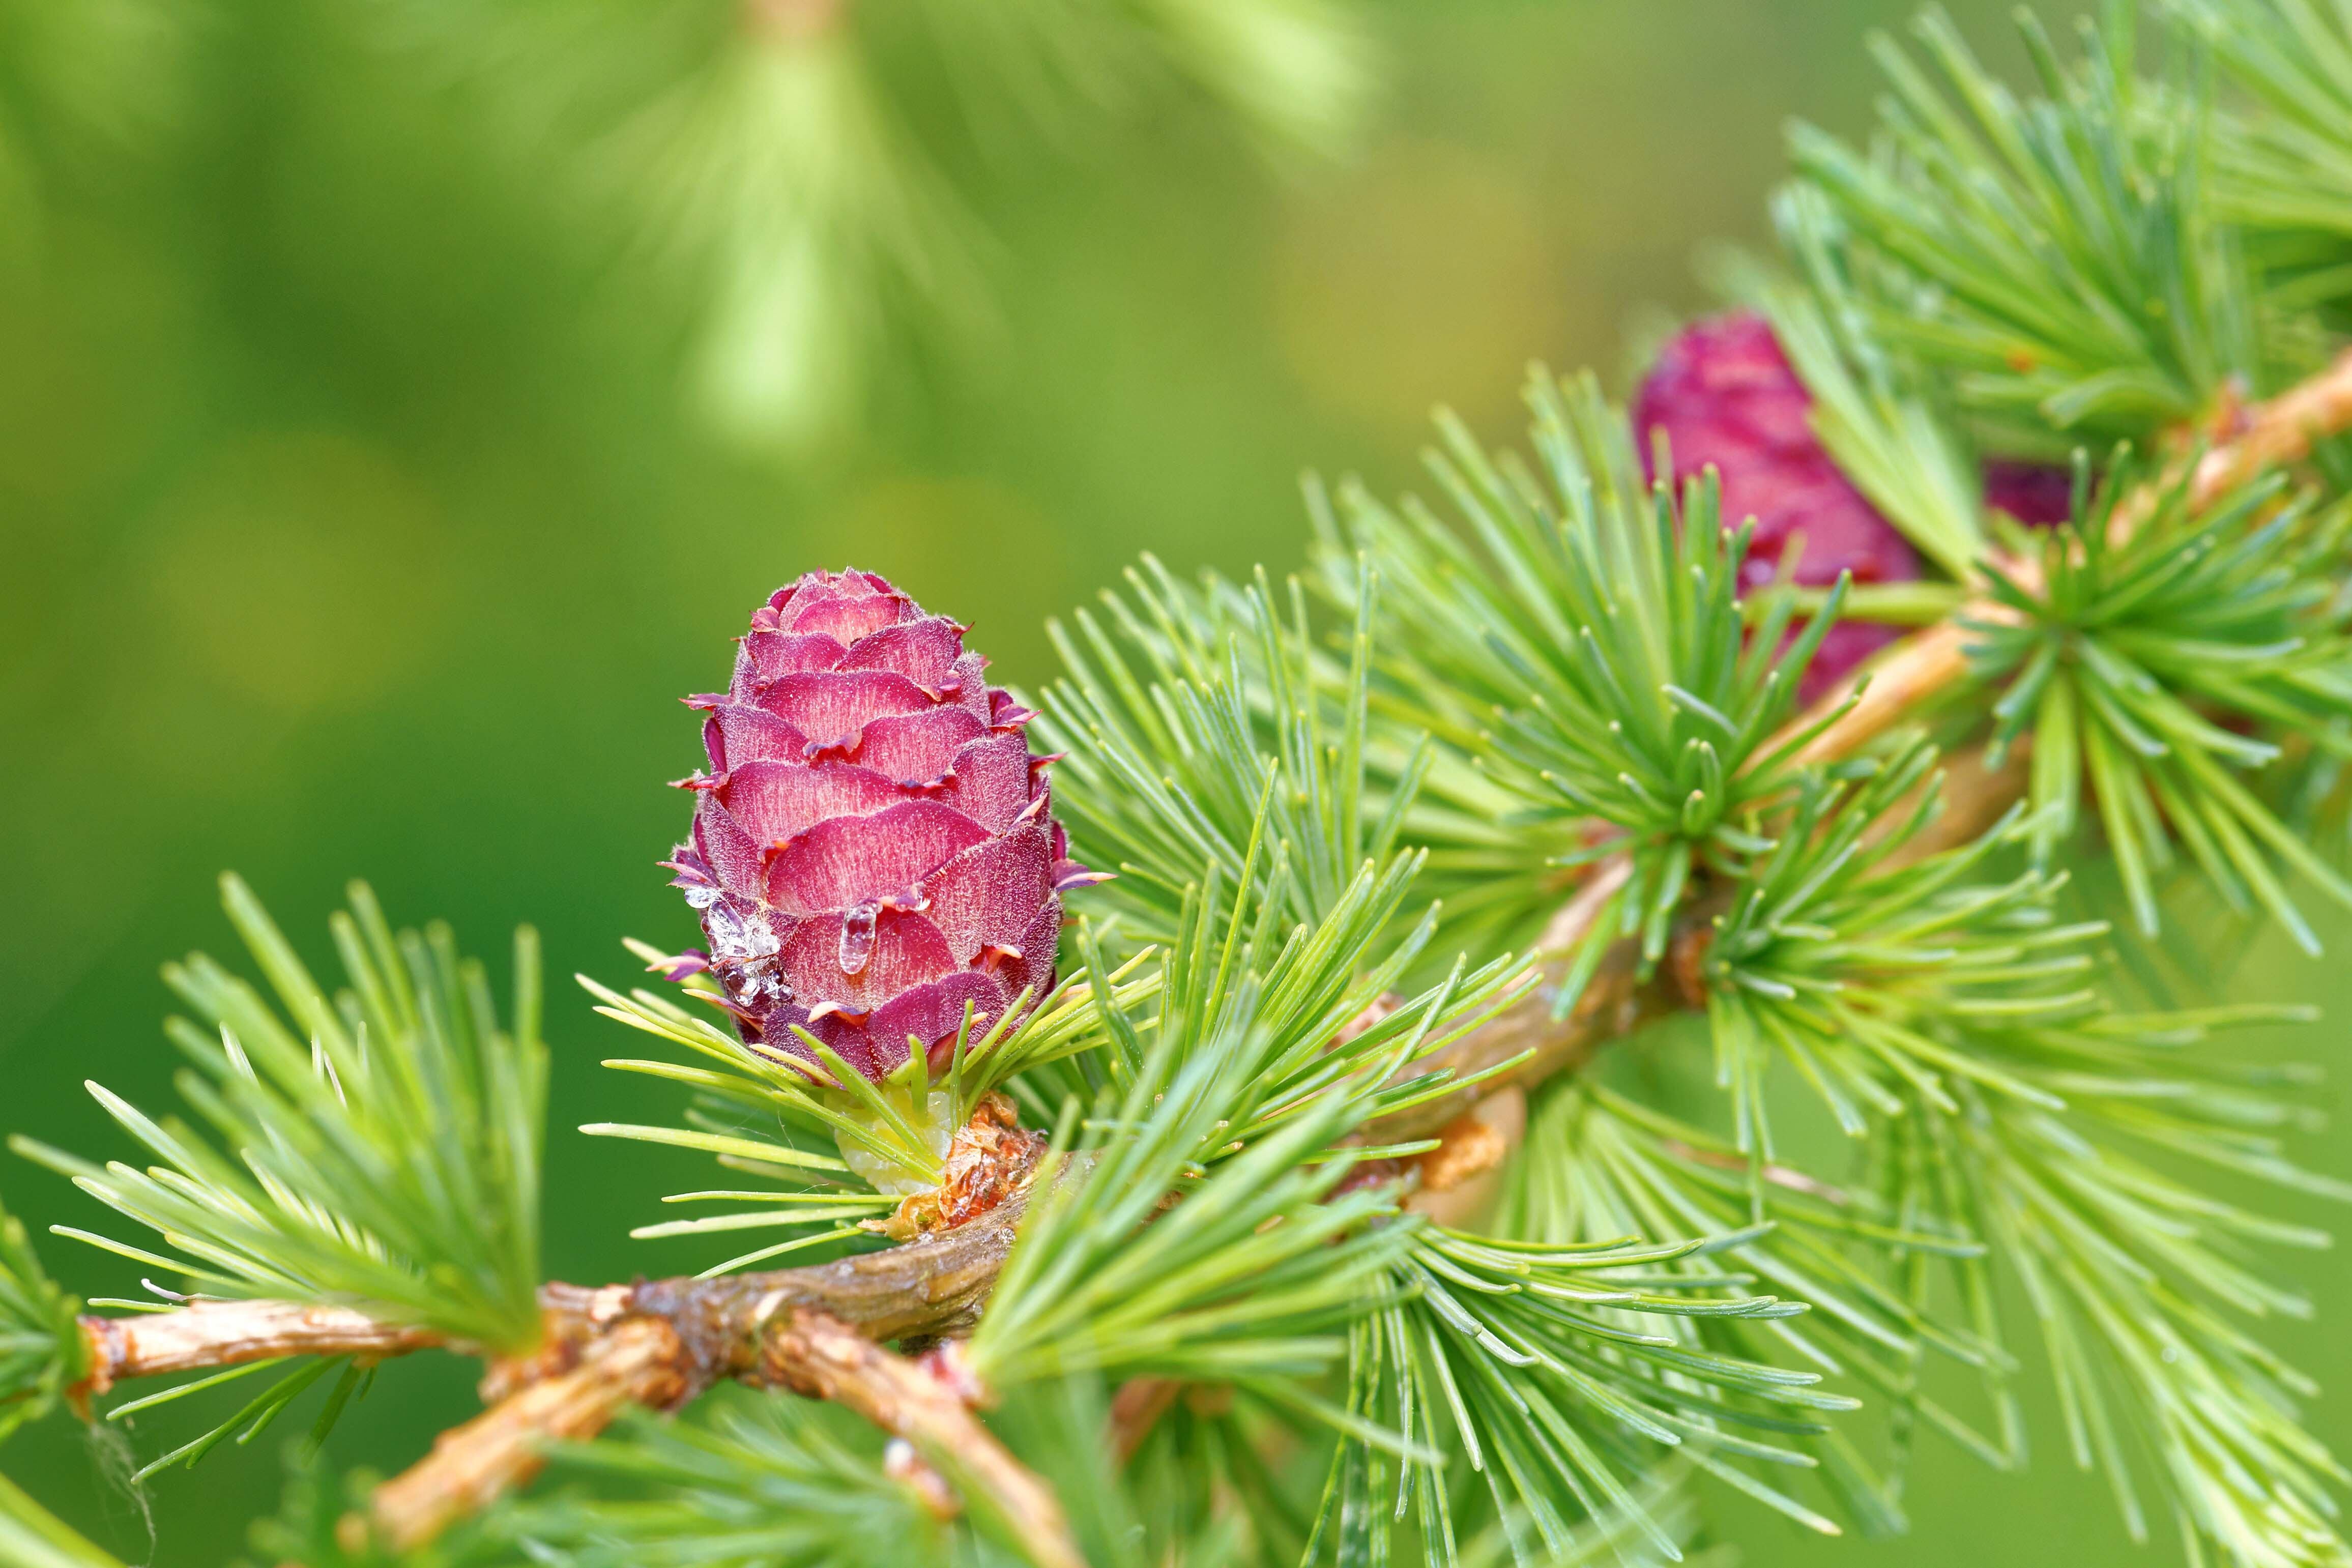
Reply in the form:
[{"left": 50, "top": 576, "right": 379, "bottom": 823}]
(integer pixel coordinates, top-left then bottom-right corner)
[
  {"left": 666, "top": 570, "right": 1095, "bottom": 1082},
  {"left": 1983, "top": 459, "right": 2076, "bottom": 526}
]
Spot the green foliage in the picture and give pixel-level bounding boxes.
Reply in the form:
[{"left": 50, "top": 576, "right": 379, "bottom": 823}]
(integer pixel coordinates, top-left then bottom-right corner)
[
  {"left": 1728, "top": 186, "right": 1989, "bottom": 579},
  {"left": 14, "top": 877, "right": 548, "bottom": 1352},
  {"left": 1117, "top": 1377, "right": 1324, "bottom": 1566},
  {"left": 1668, "top": 717, "right": 2352, "bottom": 1562},
  {"left": 969, "top": 1022, "right": 1414, "bottom": 1393},
  {"left": 0, "top": 1215, "right": 108, "bottom": 1567},
  {"left": 1613, "top": 735, "right": 2349, "bottom": 1563},
  {"left": 1312, "top": 1227, "right": 1850, "bottom": 1567},
  {"left": 1472, "top": 1471, "right": 1715, "bottom": 1568},
  {"left": 101, "top": 1347, "right": 379, "bottom": 1486},
  {"left": 1315, "top": 370, "right": 1853, "bottom": 988},
  {"left": 1792, "top": 6, "right": 2257, "bottom": 445},
  {"left": 1507, "top": 994, "right": 2352, "bottom": 1568},
  {"left": 2169, "top": 0, "right": 2352, "bottom": 303},
  {"left": 0, "top": 1472, "right": 122, "bottom": 1568},
  {"left": 1697, "top": 740, "right": 2092, "bottom": 1171},
  {"left": 1969, "top": 466, "right": 2352, "bottom": 949},
  {"left": 236, "top": 1447, "right": 509, "bottom": 1568},
  {"left": 582, "top": 944, "right": 1156, "bottom": 1274},
  {"left": 1039, "top": 555, "right": 1433, "bottom": 958},
  {"left": 1929, "top": 1069, "right": 2350, "bottom": 1568},
  {"left": 369, "top": 0, "right": 1369, "bottom": 453},
  {"left": 503, "top": 1392, "right": 955, "bottom": 1568},
  {"left": 1038, "top": 602, "right": 1537, "bottom": 1108},
  {"left": 959, "top": 746, "right": 1514, "bottom": 1390},
  {"left": 0, "top": 1196, "right": 79, "bottom": 1445},
  {"left": 1504, "top": 1084, "right": 2000, "bottom": 1538}
]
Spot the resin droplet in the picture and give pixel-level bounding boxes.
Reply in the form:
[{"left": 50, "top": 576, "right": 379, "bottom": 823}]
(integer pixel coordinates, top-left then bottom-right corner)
[{"left": 839, "top": 901, "right": 879, "bottom": 977}]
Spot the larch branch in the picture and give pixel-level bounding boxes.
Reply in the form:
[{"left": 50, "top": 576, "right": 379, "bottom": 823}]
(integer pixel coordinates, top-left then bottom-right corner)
[
  {"left": 764, "top": 1310, "right": 1086, "bottom": 1568},
  {"left": 76, "top": 1300, "right": 447, "bottom": 1397},
  {"left": 363, "top": 1189, "right": 1035, "bottom": 1547},
  {"left": 364, "top": 1317, "right": 687, "bottom": 1553},
  {"left": 64, "top": 344, "right": 2352, "bottom": 1557}
]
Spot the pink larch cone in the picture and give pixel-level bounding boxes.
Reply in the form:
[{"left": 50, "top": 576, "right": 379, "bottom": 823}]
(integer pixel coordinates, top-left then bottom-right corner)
[
  {"left": 1634, "top": 312, "right": 2073, "bottom": 704},
  {"left": 665, "top": 570, "right": 1097, "bottom": 1082},
  {"left": 1634, "top": 311, "right": 1921, "bottom": 705}
]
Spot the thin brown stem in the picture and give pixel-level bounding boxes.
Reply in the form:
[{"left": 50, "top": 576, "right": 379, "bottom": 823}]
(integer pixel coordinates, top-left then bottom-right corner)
[
  {"left": 1363, "top": 858, "right": 1690, "bottom": 1143},
  {"left": 364, "top": 1318, "right": 688, "bottom": 1553},
  {"left": 362, "top": 1190, "right": 1041, "bottom": 1545},
  {"left": 1791, "top": 616, "right": 1983, "bottom": 767},
  {"left": 77, "top": 1300, "right": 447, "bottom": 1397},
  {"left": 72, "top": 1193, "right": 1039, "bottom": 1550},
  {"left": 2177, "top": 346, "right": 2352, "bottom": 515},
  {"left": 75, "top": 1188, "right": 1032, "bottom": 1402},
  {"left": 764, "top": 1310, "right": 1086, "bottom": 1568}
]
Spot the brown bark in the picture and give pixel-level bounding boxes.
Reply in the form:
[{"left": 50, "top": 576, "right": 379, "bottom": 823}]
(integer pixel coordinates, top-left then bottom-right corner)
[
  {"left": 2175, "top": 346, "right": 2352, "bottom": 517},
  {"left": 1791, "top": 617, "right": 1984, "bottom": 768},
  {"left": 1403, "top": 1085, "right": 1527, "bottom": 1228},
  {"left": 1363, "top": 859, "right": 1688, "bottom": 1143},
  {"left": 363, "top": 1294, "right": 1086, "bottom": 1563},
  {"left": 764, "top": 1310, "right": 1086, "bottom": 1568},
  {"left": 362, "top": 1182, "right": 1044, "bottom": 1548},
  {"left": 76, "top": 1300, "right": 447, "bottom": 1398},
  {"left": 364, "top": 1317, "right": 688, "bottom": 1553},
  {"left": 76, "top": 1190, "right": 1031, "bottom": 1402},
  {"left": 558, "top": 1178, "right": 1033, "bottom": 1374}
]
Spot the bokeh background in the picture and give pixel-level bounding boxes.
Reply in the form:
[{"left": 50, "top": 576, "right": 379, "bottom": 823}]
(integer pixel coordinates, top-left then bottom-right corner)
[{"left": 7, "top": 2, "right": 2343, "bottom": 1564}]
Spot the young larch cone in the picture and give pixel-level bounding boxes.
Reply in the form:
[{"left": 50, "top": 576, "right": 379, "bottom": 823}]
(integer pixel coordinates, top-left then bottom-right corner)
[
  {"left": 666, "top": 570, "right": 1096, "bottom": 1082},
  {"left": 1634, "top": 311, "right": 1921, "bottom": 704},
  {"left": 1634, "top": 312, "right": 2073, "bottom": 702}
]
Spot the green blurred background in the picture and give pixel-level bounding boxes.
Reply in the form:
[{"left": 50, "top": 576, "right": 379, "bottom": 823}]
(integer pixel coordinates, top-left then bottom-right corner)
[{"left": 9, "top": 1, "right": 2346, "bottom": 1563}]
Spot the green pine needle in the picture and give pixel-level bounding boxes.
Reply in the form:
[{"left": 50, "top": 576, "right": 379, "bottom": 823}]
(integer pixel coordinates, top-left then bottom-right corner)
[
  {"left": 1038, "top": 553, "right": 1434, "bottom": 960},
  {"left": 1699, "top": 738, "right": 2092, "bottom": 1171},
  {"left": 968, "top": 1014, "right": 1417, "bottom": 1392},
  {"left": 1968, "top": 461, "right": 2352, "bottom": 951},
  {"left": 1792, "top": 5, "right": 2257, "bottom": 446},
  {"left": 583, "top": 940, "right": 1163, "bottom": 1271},
  {"left": 0, "top": 1472, "right": 121, "bottom": 1568},
  {"left": 1504, "top": 1082, "right": 2008, "bottom": 1538},
  {"left": 503, "top": 1391, "right": 950, "bottom": 1567},
  {"left": 1314, "top": 368, "right": 1855, "bottom": 986},
  {"left": 1722, "top": 186, "right": 1990, "bottom": 581},
  {"left": 1311, "top": 1223, "right": 1851, "bottom": 1567},
  {"left": 15, "top": 877, "right": 548, "bottom": 1353},
  {"left": 2169, "top": 0, "right": 2352, "bottom": 315},
  {"left": 0, "top": 1195, "right": 79, "bottom": 1446}
]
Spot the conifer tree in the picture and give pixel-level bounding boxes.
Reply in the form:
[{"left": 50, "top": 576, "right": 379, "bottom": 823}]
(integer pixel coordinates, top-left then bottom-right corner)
[{"left": 17, "top": 2, "right": 2352, "bottom": 1565}]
